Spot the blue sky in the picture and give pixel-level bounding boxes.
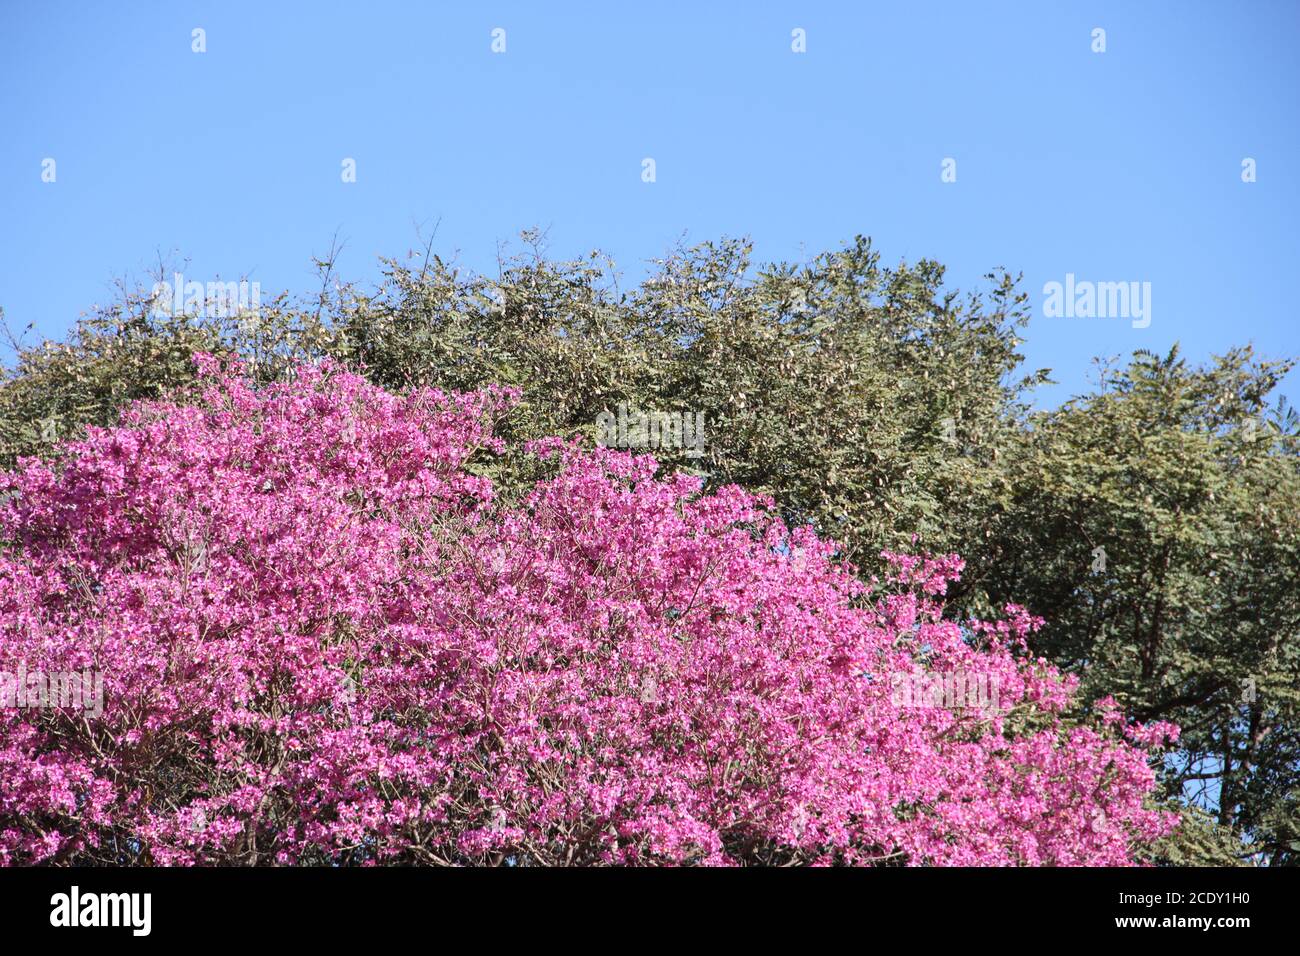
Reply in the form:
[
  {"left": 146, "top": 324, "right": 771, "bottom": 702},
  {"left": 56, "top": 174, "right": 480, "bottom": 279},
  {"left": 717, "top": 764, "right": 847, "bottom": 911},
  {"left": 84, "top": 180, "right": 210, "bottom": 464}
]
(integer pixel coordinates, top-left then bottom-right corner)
[{"left": 1, "top": 1, "right": 1296, "bottom": 408}]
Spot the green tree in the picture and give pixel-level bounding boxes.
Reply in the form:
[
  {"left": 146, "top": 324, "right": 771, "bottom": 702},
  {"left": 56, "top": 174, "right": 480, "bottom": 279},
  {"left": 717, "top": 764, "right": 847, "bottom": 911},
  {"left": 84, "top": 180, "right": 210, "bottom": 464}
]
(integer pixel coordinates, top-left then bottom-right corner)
[{"left": 976, "top": 347, "right": 1300, "bottom": 864}]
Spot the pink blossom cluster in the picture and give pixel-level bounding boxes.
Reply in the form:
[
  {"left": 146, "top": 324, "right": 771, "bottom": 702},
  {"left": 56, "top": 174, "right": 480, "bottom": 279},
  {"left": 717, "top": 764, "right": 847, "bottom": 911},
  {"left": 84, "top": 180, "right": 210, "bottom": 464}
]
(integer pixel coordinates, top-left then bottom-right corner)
[{"left": 0, "top": 358, "right": 1178, "bottom": 865}]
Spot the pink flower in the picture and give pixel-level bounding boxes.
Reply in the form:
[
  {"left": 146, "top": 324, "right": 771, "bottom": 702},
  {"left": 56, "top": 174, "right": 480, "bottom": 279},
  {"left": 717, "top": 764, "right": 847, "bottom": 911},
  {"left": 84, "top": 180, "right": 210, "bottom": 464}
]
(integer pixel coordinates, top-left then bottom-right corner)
[{"left": 0, "top": 359, "right": 1177, "bottom": 866}]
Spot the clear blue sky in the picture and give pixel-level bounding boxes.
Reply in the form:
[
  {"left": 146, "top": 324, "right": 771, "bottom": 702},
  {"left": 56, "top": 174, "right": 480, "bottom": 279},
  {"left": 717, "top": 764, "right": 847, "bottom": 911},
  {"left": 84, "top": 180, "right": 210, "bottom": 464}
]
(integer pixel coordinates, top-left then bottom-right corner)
[{"left": 2, "top": 1, "right": 1296, "bottom": 408}]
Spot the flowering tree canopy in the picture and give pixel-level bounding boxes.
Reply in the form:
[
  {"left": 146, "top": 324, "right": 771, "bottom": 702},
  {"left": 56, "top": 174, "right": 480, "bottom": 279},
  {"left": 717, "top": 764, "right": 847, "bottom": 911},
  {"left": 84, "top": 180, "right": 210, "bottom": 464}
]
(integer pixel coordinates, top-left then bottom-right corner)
[{"left": 0, "top": 358, "right": 1178, "bottom": 865}]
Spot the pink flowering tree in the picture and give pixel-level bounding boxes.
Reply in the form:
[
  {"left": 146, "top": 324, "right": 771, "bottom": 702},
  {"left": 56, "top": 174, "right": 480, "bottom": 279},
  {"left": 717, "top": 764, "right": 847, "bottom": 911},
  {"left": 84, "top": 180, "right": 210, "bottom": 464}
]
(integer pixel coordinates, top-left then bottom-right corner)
[{"left": 0, "top": 357, "right": 1178, "bottom": 866}]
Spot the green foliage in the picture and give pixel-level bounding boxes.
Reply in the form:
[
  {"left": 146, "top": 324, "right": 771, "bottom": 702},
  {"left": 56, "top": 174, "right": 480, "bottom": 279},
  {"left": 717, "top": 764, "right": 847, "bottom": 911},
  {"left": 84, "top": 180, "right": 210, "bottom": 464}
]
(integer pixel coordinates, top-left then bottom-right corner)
[{"left": 1151, "top": 804, "right": 1249, "bottom": 867}]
